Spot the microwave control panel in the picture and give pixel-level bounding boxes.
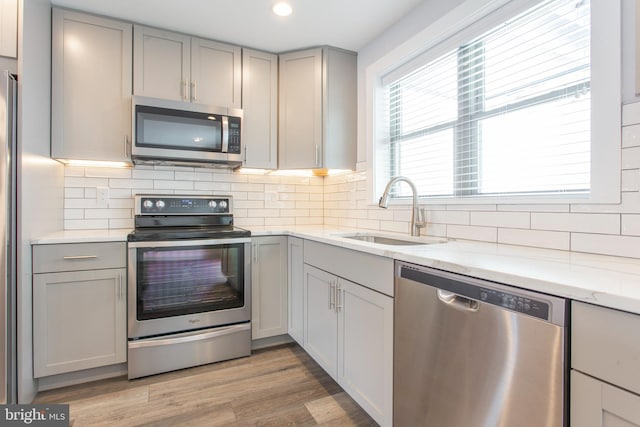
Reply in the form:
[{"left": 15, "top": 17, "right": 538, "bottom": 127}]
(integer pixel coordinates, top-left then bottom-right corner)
[{"left": 228, "top": 117, "right": 241, "bottom": 154}]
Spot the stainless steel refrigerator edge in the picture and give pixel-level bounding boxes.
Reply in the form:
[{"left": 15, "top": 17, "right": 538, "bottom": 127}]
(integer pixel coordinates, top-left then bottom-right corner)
[
  {"left": 394, "top": 261, "right": 568, "bottom": 427},
  {"left": 0, "top": 70, "right": 17, "bottom": 404}
]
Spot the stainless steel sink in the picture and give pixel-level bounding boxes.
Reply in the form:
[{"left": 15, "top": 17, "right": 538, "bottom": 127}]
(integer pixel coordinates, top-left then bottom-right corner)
[{"left": 335, "top": 233, "right": 447, "bottom": 246}]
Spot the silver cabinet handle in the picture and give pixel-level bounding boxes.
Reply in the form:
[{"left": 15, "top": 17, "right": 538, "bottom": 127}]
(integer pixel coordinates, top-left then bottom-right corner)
[
  {"left": 117, "top": 273, "right": 123, "bottom": 300},
  {"left": 329, "top": 281, "right": 335, "bottom": 310},
  {"left": 315, "top": 144, "right": 320, "bottom": 167},
  {"left": 253, "top": 244, "right": 258, "bottom": 263},
  {"left": 191, "top": 80, "right": 197, "bottom": 102},
  {"left": 336, "top": 282, "right": 342, "bottom": 312},
  {"left": 63, "top": 255, "right": 97, "bottom": 260},
  {"left": 124, "top": 135, "right": 129, "bottom": 158},
  {"left": 182, "top": 80, "right": 188, "bottom": 101}
]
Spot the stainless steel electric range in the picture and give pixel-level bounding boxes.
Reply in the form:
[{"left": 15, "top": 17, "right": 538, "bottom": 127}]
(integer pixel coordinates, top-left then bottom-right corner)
[{"left": 126, "top": 194, "right": 251, "bottom": 379}]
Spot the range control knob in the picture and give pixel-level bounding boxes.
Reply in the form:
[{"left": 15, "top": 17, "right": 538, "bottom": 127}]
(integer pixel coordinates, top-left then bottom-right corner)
[
  {"left": 156, "top": 200, "right": 165, "bottom": 209},
  {"left": 208, "top": 200, "right": 217, "bottom": 209},
  {"left": 219, "top": 200, "right": 228, "bottom": 210},
  {"left": 143, "top": 200, "right": 153, "bottom": 209}
]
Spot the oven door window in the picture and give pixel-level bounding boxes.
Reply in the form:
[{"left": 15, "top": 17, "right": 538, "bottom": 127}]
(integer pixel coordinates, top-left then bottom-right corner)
[
  {"left": 135, "top": 243, "right": 245, "bottom": 320},
  {"left": 136, "top": 105, "right": 222, "bottom": 152}
]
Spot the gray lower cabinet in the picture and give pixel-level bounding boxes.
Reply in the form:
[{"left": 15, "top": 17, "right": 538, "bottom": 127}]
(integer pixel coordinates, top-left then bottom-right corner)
[
  {"left": 302, "top": 241, "right": 393, "bottom": 427},
  {"left": 287, "top": 237, "right": 304, "bottom": 344},
  {"left": 51, "top": 9, "right": 132, "bottom": 163},
  {"left": 251, "top": 236, "right": 288, "bottom": 340},
  {"left": 571, "top": 301, "right": 640, "bottom": 426},
  {"left": 32, "top": 243, "right": 127, "bottom": 378}
]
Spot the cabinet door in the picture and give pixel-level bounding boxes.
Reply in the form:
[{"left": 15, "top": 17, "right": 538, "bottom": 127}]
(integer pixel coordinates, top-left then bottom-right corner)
[
  {"left": 133, "top": 25, "right": 190, "bottom": 101},
  {"left": 278, "top": 48, "right": 323, "bottom": 169},
  {"left": 287, "top": 237, "right": 304, "bottom": 344},
  {"left": 51, "top": 9, "right": 132, "bottom": 162},
  {"left": 338, "top": 278, "right": 393, "bottom": 427},
  {"left": 191, "top": 38, "right": 241, "bottom": 108},
  {"left": 571, "top": 370, "right": 640, "bottom": 427},
  {"left": 304, "top": 264, "right": 338, "bottom": 378},
  {"left": 33, "top": 268, "right": 127, "bottom": 378},
  {"left": 242, "top": 49, "right": 278, "bottom": 169},
  {"left": 0, "top": 0, "right": 17, "bottom": 58},
  {"left": 251, "top": 236, "right": 288, "bottom": 340}
]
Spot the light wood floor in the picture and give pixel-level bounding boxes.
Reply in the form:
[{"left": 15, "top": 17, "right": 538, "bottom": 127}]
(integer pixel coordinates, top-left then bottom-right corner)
[{"left": 34, "top": 343, "right": 378, "bottom": 426}]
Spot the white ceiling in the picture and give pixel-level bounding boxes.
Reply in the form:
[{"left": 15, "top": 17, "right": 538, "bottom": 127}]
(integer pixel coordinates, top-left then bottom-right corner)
[{"left": 49, "top": 0, "right": 426, "bottom": 53}]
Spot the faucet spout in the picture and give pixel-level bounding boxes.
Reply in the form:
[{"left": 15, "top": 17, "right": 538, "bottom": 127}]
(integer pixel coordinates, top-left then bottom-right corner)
[{"left": 378, "top": 176, "right": 426, "bottom": 236}]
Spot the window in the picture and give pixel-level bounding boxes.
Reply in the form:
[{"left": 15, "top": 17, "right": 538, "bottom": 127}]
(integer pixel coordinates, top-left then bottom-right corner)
[{"left": 384, "top": 0, "right": 594, "bottom": 200}]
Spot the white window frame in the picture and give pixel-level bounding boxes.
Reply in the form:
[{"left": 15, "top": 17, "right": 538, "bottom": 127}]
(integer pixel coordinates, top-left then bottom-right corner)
[{"left": 366, "top": 0, "right": 621, "bottom": 206}]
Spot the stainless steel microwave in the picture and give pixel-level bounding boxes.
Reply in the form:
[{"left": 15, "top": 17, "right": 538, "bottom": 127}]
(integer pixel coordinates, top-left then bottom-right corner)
[{"left": 131, "top": 96, "right": 243, "bottom": 168}]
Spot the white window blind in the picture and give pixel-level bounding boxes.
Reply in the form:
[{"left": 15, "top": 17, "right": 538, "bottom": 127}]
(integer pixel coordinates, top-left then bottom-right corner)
[{"left": 386, "top": 0, "right": 591, "bottom": 200}]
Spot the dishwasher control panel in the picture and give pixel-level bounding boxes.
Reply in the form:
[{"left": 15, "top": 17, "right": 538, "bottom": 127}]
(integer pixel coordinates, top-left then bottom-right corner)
[{"left": 479, "top": 288, "right": 549, "bottom": 320}]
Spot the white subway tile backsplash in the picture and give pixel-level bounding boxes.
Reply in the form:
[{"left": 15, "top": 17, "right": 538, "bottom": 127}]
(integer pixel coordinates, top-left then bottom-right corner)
[
  {"left": 622, "top": 101, "right": 640, "bottom": 126},
  {"left": 531, "top": 213, "right": 620, "bottom": 234},
  {"left": 571, "top": 233, "right": 640, "bottom": 258},
  {"left": 64, "top": 219, "right": 109, "bottom": 230},
  {"left": 428, "top": 210, "right": 470, "bottom": 225},
  {"left": 85, "top": 167, "right": 131, "bottom": 179},
  {"left": 622, "top": 147, "right": 640, "bottom": 170},
  {"left": 108, "top": 179, "right": 153, "bottom": 189},
  {"left": 621, "top": 215, "right": 640, "bottom": 236},
  {"left": 498, "top": 228, "right": 570, "bottom": 251},
  {"left": 65, "top": 177, "right": 109, "bottom": 188},
  {"left": 132, "top": 169, "right": 174, "bottom": 180},
  {"left": 622, "top": 124, "right": 640, "bottom": 148},
  {"left": 174, "top": 171, "right": 213, "bottom": 181},
  {"left": 471, "top": 211, "right": 529, "bottom": 228},
  {"left": 64, "top": 209, "right": 83, "bottom": 220},
  {"left": 621, "top": 170, "right": 640, "bottom": 192},
  {"left": 446, "top": 225, "right": 497, "bottom": 243},
  {"left": 193, "top": 181, "right": 231, "bottom": 192},
  {"left": 64, "top": 188, "right": 84, "bottom": 198},
  {"left": 154, "top": 180, "right": 194, "bottom": 190},
  {"left": 85, "top": 209, "right": 132, "bottom": 219}
]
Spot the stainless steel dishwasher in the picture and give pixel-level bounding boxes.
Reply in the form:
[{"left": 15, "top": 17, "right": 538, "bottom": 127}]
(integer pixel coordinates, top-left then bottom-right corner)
[{"left": 394, "top": 261, "right": 568, "bottom": 427}]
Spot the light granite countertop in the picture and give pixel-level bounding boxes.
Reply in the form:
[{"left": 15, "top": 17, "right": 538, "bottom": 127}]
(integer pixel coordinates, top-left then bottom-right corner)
[{"left": 32, "top": 225, "right": 640, "bottom": 315}]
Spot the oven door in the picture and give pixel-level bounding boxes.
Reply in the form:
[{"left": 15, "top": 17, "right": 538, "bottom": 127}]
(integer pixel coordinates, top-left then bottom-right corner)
[{"left": 127, "top": 238, "right": 251, "bottom": 339}]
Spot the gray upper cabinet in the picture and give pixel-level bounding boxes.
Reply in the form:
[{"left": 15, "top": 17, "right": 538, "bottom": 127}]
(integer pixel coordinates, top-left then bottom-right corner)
[
  {"left": 242, "top": 49, "right": 278, "bottom": 169},
  {"left": 278, "top": 47, "right": 356, "bottom": 170},
  {"left": 134, "top": 25, "right": 241, "bottom": 108},
  {"left": 51, "top": 9, "right": 132, "bottom": 162}
]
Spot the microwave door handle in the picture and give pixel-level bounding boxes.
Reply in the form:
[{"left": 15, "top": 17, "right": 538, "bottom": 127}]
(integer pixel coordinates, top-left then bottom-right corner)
[{"left": 221, "top": 116, "right": 229, "bottom": 153}]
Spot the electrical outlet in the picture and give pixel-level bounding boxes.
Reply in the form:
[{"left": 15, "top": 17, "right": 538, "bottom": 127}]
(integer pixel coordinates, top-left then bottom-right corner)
[{"left": 97, "top": 186, "right": 109, "bottom": 207}]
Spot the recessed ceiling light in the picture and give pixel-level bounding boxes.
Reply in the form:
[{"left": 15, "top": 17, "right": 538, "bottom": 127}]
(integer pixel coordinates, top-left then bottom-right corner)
[{"left": 272, "top": 2, "right": 293, "bottom": 17}]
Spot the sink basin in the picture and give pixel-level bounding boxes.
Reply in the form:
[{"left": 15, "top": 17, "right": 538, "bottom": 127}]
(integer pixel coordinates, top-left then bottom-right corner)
[{"left": 335, "top": 233, "right": 447, "bottom": 246}]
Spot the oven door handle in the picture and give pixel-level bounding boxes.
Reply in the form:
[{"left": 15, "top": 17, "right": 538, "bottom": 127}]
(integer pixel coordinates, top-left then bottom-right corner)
[
  {"left": 127, "top": 237, "right": 251, "bottom": 248},
  {"left": 128, "top": 323, "right": 251, "bottom": 349}
]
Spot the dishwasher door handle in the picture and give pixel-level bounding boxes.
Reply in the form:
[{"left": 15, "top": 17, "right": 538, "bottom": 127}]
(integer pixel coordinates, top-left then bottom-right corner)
[{"left": 437, "top": 290, "right": 479, "bottom": 312}]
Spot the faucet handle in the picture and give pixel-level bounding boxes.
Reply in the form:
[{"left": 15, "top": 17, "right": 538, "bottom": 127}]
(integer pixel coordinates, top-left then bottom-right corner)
[{"left": 417, "top": 207, "right": 427, "bottom": 225}]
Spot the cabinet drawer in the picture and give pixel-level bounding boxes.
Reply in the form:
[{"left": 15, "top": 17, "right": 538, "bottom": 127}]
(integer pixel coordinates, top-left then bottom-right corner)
[
  {"left": 572, "top": 301, "right": 640, "bottom": 395},
  {"left": 33, "top": 242, "right": 126, "bottom": 273},
  {"left": 303, "top": 240, "right": 393, "bottom": 296}
]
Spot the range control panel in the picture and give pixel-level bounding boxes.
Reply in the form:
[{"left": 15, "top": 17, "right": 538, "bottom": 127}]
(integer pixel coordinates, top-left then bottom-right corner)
[
  {"left": 136, "top": 195, "right": 232, "bottom": 215},
  {"left": 478, "top": 287, "right": 549, "bottom": 320}
]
